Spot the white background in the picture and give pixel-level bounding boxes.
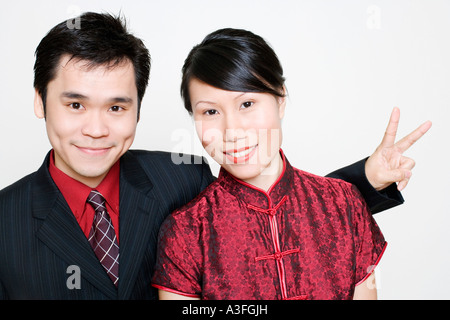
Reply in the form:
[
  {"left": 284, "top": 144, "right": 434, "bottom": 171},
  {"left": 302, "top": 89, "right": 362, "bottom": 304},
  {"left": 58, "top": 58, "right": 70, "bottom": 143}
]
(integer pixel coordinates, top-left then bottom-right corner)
[{"left": 0, "top": 0, "right": 448, "bottom": 299}]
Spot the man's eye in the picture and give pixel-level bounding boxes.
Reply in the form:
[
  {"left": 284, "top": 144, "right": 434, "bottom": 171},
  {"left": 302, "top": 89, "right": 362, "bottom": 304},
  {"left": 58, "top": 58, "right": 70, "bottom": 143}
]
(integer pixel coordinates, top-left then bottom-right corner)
[
  {"left": 110, "top": 105, "right": 123, "bottom": 112},
  {"left": 241, "top": 101, "right": 253, "bottom": 109},
  {"left": 70, "top": 102, "right": 83, "bottom": 109}
]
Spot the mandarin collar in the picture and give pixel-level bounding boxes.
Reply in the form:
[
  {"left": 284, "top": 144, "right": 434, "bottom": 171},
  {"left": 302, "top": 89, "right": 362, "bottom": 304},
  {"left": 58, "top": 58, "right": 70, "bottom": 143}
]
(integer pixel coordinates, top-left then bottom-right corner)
[{"left": 217, "top": 149, "right": 293, "bottom": 210}]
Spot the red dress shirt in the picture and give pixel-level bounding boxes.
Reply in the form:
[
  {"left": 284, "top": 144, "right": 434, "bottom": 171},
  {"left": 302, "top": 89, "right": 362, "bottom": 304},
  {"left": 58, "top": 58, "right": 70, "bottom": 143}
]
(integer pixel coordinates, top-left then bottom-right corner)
[
  {"left": 48, "top": 150, "right": 120, "bottom": 241},
  {"left": 152, "top": 150, "right": 386, "bottom": 300}
]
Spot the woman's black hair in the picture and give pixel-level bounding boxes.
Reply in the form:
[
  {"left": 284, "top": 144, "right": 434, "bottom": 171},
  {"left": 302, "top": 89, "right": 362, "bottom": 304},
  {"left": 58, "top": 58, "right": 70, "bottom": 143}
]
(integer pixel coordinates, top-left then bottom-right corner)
[
  {"left": 181, "top": 28, "right": 286, "bottom": 114},
  {"left": 33, "top": 12, "right": 151, "bottom": 118}
]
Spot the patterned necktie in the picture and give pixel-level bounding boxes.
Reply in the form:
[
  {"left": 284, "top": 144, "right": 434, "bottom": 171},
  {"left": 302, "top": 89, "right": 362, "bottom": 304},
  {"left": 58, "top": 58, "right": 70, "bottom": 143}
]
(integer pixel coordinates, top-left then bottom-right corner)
[{"left": 87, "top": 190, "right": 119, "bottom": 286}]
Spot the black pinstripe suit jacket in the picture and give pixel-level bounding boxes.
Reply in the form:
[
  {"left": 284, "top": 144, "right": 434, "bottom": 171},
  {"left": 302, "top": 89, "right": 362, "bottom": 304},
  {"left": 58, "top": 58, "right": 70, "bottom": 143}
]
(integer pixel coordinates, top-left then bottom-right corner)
[
  {"left": 0, "top": 150, "right": 402, "bottom": 299},
  {"left": 0, "top": 150, "right": 214, "bottom": 299}
]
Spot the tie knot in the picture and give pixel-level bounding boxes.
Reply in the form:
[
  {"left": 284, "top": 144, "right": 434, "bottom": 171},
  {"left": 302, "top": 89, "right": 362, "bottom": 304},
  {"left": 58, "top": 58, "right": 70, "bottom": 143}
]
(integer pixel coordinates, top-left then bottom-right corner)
[{"left": 87, "top": 190, "right": 106, "bottom": 212}]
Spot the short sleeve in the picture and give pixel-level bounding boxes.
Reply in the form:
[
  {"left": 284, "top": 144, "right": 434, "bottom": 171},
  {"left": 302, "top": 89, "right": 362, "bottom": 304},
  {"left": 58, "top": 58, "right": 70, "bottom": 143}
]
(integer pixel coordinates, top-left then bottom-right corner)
[
  {"left": 151, "top": 213, "right": 202, "bottom": 298},
  {"left": 347, "top": 185, "right": 387, "bottom": 286}
]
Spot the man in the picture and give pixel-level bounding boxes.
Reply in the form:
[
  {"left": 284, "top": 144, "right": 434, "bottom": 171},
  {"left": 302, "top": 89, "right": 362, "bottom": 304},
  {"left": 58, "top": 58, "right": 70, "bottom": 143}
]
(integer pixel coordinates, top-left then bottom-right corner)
[{"left": 0, "top": 12, "right": 430, "bottom": 299}]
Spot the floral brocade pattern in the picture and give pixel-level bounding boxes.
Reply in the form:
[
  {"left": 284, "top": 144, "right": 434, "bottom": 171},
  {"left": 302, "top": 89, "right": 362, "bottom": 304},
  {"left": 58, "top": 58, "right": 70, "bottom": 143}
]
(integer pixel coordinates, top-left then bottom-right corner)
[{"left": 152, "top": 154, "right": 386, "bottom": 300}]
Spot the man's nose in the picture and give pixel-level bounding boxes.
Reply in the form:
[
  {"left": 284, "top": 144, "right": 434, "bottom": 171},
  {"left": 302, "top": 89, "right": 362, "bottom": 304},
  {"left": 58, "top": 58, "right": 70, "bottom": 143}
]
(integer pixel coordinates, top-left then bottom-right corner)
[{"left": 81, "top": 111, "right": 109, "bottom": 138}]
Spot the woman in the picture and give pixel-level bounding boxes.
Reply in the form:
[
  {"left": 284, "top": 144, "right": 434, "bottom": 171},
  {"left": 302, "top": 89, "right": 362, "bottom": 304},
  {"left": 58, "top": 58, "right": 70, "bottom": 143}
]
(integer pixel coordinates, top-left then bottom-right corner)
[{"left": 151, "top": 28, "right": 386, "bottom": 300}]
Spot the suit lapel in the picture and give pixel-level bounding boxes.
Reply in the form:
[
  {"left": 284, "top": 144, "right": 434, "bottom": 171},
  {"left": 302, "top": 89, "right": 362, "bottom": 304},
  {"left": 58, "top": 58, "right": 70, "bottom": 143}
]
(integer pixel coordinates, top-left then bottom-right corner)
[
  {"left": 32, "top": 153, "right": 117, "bottom": 299},
  {"left": 31, "top": 151, "right": 160, "bottom": 299},
  {"left": 117, "top": 151, "right": 160, "bottom": 299}
]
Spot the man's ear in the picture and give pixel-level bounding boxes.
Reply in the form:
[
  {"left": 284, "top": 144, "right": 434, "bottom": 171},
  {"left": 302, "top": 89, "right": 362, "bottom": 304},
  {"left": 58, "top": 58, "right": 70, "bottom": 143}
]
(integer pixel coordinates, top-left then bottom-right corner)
[{"left": 34, "top": 89, "right": 45, "bottom": 119}]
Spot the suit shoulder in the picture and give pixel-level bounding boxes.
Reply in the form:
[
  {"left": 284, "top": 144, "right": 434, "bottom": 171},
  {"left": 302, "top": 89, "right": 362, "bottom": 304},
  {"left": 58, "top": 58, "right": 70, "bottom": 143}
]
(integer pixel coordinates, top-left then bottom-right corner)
[
  {"left": 128, "top": 149, "right": 207, "bottom": 168},
  {"left": 0, "top": 172, "right": 35, "bottom": 202},
  {"left": 127, "top": 149, "right": 204, "bottom": 162},
  {"left": 124, "top": 150, "right": 214, "bottom": 212},
  {"left": 127, "top": 149, "right": 211, "bottom": 184}
]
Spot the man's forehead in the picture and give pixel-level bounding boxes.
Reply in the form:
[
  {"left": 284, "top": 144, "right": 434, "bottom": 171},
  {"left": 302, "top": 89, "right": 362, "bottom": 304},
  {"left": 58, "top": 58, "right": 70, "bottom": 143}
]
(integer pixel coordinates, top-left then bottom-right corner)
[
  {"left": 48, "top": 54, "right": 138, "bottom": 102},
  {"left": 57, "top": 54, "right": 134, "bottom": 75}
]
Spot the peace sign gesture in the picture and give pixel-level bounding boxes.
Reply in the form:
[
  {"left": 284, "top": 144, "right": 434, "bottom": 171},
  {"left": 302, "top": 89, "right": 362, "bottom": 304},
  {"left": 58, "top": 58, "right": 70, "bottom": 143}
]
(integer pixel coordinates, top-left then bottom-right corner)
[{"left": 365, "top": 107, "right": 432, "bottom": 191}]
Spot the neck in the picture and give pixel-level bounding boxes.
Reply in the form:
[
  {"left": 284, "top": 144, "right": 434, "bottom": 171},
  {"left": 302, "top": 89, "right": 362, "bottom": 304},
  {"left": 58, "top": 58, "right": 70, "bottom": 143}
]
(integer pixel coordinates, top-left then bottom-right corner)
[
  {"left": 243, "top": 153, "right": 284, "bottom": 192},
  {"left": 52, "top": 152, "right": 107, "bottom": 188}
]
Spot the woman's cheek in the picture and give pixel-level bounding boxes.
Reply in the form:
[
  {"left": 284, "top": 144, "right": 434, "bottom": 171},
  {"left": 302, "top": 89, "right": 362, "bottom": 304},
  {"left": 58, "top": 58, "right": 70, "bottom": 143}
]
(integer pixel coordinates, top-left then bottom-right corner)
[{"left": 201, "top": 127, "right": 224, "bottom": 160}]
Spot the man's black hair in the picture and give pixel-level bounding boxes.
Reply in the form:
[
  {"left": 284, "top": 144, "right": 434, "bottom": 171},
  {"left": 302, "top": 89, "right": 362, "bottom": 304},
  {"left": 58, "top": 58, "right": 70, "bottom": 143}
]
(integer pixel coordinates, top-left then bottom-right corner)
[{"left": 33, "top": 12, "right": 151, "bottom": 118}]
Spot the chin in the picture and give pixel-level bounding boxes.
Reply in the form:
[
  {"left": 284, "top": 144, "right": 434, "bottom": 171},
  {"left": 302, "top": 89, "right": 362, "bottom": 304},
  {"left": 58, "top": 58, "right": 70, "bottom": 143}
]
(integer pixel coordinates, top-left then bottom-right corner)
[
  {"left": 225, "top": 164, "right": 264, "bottom": 181},
  {"left": 75, "top": 166, "right": 110, "bottom": 179}
]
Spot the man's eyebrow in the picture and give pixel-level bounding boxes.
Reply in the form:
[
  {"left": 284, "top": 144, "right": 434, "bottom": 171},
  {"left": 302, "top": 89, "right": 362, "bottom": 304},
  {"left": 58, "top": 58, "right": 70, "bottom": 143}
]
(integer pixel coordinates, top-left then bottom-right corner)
[
  {"left": 60, "top": 91, "right": 89, "bottom": 100},
  {"left": 108, "top": 96, "right": 134, "bottom": 104},
  {"left": 60, "top": 92, "right": 133, "bottom": 104}
]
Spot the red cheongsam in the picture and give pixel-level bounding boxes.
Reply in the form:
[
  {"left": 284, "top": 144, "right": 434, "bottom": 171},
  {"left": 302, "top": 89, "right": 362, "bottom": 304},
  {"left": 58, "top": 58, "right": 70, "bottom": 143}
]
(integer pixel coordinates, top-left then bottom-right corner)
[{"left": 152, "top": 151, "right": 387, "bottom": 300}]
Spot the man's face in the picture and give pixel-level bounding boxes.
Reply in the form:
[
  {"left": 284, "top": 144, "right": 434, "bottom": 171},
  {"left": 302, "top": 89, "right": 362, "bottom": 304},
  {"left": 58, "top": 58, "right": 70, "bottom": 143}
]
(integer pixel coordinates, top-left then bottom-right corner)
[{"left": 34, "top": 55, "right": 139, "bottom": 187}]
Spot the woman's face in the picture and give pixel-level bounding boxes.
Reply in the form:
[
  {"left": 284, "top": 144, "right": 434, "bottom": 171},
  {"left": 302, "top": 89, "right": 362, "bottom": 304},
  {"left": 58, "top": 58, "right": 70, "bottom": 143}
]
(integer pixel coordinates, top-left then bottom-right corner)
[{"left": 189, "top": 78, "right": 286, "bottom": 190}]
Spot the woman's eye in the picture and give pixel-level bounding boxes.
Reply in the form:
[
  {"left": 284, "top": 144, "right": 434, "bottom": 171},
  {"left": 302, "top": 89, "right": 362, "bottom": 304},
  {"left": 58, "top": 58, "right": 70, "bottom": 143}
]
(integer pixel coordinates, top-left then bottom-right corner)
[
  {"left": 241, "top": 101, "right": 254, "bottom": 109},
  {"left": 204, "top": 109, "right": 218, "bottom": 116}
]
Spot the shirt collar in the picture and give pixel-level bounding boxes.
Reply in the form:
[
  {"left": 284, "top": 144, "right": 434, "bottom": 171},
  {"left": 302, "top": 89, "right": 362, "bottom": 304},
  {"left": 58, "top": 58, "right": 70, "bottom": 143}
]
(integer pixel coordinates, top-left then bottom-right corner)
[
  {"left": 48, "top": 150, "right": 120, "bottom": 219},
  {"left": 217, "top": 149, "right": 294, "bottom": 210}
]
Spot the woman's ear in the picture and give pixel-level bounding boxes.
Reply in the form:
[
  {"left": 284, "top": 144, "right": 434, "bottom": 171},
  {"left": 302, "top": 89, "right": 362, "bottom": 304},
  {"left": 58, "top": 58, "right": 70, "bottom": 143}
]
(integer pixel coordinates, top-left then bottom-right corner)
[
  {"left": 34, "top": 89, "right": 45, "bottom": 119},
  {"left": 278, "top": 86, "right": 287, "bottom": 120}
]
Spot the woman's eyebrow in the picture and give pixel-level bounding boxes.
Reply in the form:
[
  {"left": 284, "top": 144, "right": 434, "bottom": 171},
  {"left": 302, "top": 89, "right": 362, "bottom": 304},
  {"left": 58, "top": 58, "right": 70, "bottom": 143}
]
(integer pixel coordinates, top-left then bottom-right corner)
[{"left": 194, "top": 100, "right": 216, "bottom": 108}]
